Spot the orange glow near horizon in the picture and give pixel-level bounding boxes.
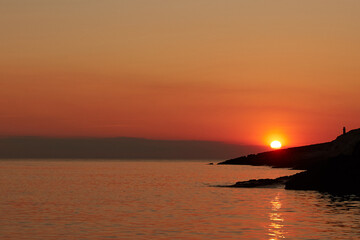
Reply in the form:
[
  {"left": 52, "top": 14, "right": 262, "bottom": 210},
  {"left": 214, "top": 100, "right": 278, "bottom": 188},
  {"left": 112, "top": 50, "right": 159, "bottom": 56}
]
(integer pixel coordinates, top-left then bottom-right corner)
[
  {"left": 1, "top": 1, "right": 360, "bottom": 147},
  {"left": 264, "top": 132, "right": 288, "bottom": 148}
]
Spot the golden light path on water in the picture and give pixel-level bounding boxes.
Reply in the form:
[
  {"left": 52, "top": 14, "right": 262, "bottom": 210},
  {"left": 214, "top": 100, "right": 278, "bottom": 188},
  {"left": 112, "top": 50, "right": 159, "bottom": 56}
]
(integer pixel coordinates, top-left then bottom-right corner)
[
  {"left": 1, "top": 160, "right": 359, "bottom": 239},
  {"left": 268, "top": 194, "right": 286, "bottom": 240}
]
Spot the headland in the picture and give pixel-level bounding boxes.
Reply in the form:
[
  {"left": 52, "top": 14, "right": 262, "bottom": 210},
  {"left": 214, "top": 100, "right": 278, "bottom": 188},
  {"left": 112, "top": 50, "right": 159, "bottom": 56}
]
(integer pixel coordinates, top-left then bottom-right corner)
[{"left": 219, "top": 128, "right": 360, "bottom": 194}]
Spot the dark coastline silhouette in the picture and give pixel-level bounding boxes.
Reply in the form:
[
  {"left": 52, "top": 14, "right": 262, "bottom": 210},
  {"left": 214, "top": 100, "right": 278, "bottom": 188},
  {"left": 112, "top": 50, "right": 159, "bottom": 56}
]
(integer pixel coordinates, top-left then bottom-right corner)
[{"left": 219, "top": 128, "right": 360, "bottom": 194}]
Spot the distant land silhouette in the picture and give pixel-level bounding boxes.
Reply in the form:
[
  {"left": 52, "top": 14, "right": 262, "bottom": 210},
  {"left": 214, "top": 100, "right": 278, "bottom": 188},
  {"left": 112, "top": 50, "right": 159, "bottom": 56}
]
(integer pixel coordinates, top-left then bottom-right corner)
[
  {"left": 0, "top": 137, "right": 267, "bottom": 160},
  {"left": 219, "top": 128, "right": 360, "bottom": 194}
]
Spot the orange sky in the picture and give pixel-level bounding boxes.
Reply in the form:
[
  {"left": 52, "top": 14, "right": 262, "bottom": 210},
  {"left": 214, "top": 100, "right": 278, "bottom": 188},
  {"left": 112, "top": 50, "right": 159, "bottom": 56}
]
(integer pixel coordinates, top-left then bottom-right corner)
[{"left": 1, "top": 1, "right": 360, "bottom": 147}]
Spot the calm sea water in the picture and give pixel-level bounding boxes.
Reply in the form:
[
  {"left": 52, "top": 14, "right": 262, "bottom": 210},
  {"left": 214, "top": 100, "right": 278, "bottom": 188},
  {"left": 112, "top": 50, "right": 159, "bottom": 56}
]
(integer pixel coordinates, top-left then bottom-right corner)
[{"left": 0, "top": 160, "right": 359, "bottom": 239}]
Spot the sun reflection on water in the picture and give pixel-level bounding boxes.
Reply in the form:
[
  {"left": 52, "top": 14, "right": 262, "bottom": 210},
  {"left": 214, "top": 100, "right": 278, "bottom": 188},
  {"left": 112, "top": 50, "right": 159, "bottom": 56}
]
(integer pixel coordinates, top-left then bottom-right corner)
[{"left": 268, "top": 194, "right": 286, "bottom": 240}]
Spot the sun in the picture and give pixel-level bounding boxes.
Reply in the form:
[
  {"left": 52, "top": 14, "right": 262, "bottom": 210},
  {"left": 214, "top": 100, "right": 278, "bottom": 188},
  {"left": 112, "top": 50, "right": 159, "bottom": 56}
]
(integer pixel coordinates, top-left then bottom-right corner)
[{"left": 270, "top": 140, "right": 282, "bottom": 149}]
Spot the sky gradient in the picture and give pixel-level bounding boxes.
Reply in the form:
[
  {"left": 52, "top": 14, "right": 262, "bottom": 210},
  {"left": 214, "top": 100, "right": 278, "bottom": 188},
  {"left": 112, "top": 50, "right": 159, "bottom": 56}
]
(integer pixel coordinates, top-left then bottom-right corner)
[{"left": 1, "top": 1, "right": 360, "bottom": 147}]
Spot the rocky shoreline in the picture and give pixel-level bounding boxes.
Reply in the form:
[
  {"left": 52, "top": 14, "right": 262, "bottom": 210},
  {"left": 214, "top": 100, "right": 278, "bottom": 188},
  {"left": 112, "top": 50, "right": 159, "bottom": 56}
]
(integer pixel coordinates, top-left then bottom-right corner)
[{"left": 219, "top": 128, "right": 360, "bottom": 194}]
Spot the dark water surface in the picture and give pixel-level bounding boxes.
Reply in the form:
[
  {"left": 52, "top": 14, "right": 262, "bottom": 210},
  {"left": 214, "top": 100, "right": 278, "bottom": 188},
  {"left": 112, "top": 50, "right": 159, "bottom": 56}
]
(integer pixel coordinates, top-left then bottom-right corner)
[{"left": 0, "top": 160, "right": 359, "bottom": 239}]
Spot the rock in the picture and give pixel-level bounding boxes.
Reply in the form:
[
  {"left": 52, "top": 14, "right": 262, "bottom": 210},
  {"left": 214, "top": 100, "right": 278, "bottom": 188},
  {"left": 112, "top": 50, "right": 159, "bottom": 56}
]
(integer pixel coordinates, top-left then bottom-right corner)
[
  {"left": 285, "top": 155, "right": 360, "bottom": 194},
  {"left": 220, "top": 128, "right": 360, "bottom": 194},
  {"left": 218, "top": 128, "right": 360, "bottom": 170},
  {"left": 224, "top": 176, "right": 292, "bottom": 188}
]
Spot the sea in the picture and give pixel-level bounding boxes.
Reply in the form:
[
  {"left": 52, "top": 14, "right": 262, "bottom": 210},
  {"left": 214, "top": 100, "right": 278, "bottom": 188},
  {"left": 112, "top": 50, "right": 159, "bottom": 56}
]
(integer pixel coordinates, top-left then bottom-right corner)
[{"left": 0, "top": 160, "right": 359, "bottom": 239}]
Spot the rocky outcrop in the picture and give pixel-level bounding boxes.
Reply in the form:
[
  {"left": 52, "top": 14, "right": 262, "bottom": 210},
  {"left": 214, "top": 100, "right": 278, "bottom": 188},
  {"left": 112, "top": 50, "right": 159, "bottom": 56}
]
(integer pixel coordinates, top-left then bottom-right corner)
[
  {"left": 221, "top": 128, "right": 360, "bottom": 194},
  {"left": 218, "top": 128, "right": 360, "bottom": 170},
  {"left": 285, "top": 155, "right": 360, "bottom": 193},
  {"left": 227, "top": 175, "right": 291, "bottom": 188}
]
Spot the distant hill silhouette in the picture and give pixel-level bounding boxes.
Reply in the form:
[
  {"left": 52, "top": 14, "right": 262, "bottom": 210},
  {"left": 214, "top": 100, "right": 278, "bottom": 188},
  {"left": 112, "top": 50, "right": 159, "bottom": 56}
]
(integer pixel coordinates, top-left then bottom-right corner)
[{"left": 0, "top": 137, "right": 266, "bottom": 160}]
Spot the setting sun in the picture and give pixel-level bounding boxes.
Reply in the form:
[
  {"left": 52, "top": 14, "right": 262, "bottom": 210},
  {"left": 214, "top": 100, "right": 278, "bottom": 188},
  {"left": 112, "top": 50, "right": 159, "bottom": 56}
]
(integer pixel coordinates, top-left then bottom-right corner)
[{"left": 270, "top": 140, "right": 282, "bottom": 149}]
